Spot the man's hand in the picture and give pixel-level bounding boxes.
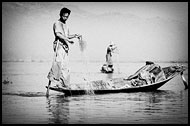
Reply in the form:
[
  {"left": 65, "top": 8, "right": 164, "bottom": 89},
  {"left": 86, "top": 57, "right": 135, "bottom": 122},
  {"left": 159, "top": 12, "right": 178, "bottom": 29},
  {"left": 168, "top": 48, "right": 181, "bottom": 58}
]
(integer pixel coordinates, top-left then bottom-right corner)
[
  {"left": 68, "top": 40, "right": 74, "bottom": 44},
  {"left": 75, "top": 34, "right": 82, "bottom": 39}
]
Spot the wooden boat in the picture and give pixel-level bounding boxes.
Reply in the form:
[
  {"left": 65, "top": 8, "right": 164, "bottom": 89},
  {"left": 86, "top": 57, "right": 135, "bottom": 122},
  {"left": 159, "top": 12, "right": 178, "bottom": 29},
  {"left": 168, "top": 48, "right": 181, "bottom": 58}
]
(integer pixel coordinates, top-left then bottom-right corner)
[
  {"left": 100, "top": 64, "right": 114, "bottom": 73},
  {"left": 46, "top": 62, "right": 188, "bottom": 96}
]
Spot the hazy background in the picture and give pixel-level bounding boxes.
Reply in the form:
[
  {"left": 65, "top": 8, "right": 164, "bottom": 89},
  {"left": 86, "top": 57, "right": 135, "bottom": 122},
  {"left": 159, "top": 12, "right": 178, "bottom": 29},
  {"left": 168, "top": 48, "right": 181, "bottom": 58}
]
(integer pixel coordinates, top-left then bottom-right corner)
[{"left": 2, "top": 2, "right": 188, "bottom": 62}]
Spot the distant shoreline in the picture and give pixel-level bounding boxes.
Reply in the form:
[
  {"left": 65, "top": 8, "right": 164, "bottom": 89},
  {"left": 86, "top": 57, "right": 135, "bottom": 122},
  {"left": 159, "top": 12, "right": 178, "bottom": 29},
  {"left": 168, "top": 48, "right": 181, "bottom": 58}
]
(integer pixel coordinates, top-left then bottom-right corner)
[{"left": 2, "top": 59, "right": 188, "bottom": 64}]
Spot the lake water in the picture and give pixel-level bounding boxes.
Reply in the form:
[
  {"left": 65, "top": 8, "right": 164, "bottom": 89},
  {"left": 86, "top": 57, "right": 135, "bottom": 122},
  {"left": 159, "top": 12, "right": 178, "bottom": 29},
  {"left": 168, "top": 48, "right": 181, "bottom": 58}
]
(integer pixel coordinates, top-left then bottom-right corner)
[{"left": 2, "top": 61, "right": 188, "bottom": 124}]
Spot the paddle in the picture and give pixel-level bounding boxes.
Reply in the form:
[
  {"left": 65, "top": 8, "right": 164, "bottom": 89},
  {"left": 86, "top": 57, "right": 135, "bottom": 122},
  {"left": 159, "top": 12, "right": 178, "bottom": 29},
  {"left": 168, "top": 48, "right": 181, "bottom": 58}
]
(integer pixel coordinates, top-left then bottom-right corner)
[{"left": 180, "top": 71, "right": 188, "bottom": 89}]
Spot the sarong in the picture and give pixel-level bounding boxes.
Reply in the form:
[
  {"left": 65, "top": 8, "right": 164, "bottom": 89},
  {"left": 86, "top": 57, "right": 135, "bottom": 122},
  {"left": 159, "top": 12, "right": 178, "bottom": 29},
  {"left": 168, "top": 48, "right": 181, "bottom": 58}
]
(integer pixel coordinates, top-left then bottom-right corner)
[
  {"left": 47, "top": 41, "right": 70, "bottom": 87},
  {"left": 106, "top": 54, "right": 113, "bottom": 66}
]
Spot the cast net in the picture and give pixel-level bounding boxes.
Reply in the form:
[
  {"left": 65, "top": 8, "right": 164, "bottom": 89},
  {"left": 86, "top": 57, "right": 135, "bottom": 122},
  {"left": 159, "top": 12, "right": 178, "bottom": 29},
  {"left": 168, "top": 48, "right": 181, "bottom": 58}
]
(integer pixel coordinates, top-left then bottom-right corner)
[{"left": 78, "top": 36, "right": 94, "bottom": 95}]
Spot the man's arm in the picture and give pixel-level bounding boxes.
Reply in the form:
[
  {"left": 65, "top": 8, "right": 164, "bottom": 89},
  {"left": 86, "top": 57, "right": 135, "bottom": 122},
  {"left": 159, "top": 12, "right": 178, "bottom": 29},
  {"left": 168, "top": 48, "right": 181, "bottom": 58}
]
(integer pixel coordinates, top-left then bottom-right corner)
[
  {"left": 67, "top": 34, "right": 81, "bottom": 39},
  {"left": 111, "top": 45, "right": 119, "bottom": 54},
  {"left": 67, "top": 29, "right": 81, "bottom": 39},
  {"left": 111, "top": 46, "right": 117, "bottom": 51},
  {"left": 67, "top": 34, "right": 76, "bottom": 39},
  {"left": 55, "top": 32, "right": 74, "bottom": 45},
  {"left": 54, "top": 22, "right": 74, "bottom": 45}
]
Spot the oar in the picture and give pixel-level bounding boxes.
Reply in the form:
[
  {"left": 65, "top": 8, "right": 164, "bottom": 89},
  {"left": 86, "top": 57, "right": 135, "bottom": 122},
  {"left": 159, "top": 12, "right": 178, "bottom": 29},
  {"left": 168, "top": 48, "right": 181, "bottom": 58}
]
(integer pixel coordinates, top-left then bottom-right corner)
[{"left": 180, "top": 71, "right": 188, "bottom": 89}]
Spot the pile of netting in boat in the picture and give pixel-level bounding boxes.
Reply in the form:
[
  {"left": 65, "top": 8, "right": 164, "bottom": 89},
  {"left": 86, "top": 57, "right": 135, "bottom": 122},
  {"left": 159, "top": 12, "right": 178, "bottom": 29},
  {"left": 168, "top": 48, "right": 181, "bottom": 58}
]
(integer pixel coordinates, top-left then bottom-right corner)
[
  {"left": 69, "top": 78, "right": 134, "bottom": 91},
  {"left": 70, "top": 61, "right": 168, "bottom": 93}
]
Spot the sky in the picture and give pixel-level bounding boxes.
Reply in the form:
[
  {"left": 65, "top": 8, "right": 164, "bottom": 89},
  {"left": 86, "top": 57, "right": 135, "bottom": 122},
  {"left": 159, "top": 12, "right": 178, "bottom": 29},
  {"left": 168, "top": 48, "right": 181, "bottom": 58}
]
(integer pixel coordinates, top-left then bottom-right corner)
[{"left": 2, "top": 2, "right": 188, "bottom": 62}]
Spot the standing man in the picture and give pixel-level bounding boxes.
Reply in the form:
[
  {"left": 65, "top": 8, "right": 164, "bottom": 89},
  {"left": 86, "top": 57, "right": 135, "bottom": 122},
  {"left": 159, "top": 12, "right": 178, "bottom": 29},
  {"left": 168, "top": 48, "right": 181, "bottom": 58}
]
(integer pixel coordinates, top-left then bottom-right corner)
[
  {"left": 106, "top": 42, "right": 118, "bottom": 70},
  {"left": 46, "top": 7, "right": 81, "bottom": 97},
  {"left": 101, "top": 42, "right": 118, "bottom": 73}
]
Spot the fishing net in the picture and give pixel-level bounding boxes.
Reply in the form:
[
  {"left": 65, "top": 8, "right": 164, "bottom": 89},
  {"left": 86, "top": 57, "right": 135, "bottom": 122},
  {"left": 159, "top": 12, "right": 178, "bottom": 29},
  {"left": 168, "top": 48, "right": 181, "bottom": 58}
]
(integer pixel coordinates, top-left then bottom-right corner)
[
  {"left": 87, "top": 79, "right": 118, "bottom": 90},
  {"left": 115, "top": 49, "right": 120, "bottom": 73},
  {"left": 78, "top": 36, "right": 94, "bottom": 95},
  {"left": 84, "top": 79, "right": 95, "bottom": 95},
  {"left": 78, "top": 36, "right": 87, "bottom": 52}
]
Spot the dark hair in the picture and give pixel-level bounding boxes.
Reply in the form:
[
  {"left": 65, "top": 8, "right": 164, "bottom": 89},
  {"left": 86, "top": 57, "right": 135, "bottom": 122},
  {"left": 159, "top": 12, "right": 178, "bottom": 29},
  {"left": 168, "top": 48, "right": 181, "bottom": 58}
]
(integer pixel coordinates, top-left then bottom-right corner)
[
  {"left": 146, "top": 61, "right": 154, "bottom": 65},
  {"left": 60, "top": 7, "right": 71, "bottom": 17}
]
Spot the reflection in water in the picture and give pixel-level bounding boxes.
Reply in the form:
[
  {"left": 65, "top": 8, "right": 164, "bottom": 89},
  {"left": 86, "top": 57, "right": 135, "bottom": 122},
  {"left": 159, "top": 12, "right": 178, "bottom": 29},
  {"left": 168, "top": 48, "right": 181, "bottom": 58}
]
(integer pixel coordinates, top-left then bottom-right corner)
[
  {"left": 2, "top": 62, "right": 188, "bottom": 124},
  {"left": 2, "top": 91, "right": 45, "bottom": 97},
  {"left": 46, "top": 95, "right": 70, "bottom": 124},
  {"left": 106, "top": 73, "right": 113, "bottom": 79},
  {"left": 45, "top": 90, "right": 188, "bottom": 124},
  {"left": 132, "top": 90, "right": 188, "bottom": 124}
]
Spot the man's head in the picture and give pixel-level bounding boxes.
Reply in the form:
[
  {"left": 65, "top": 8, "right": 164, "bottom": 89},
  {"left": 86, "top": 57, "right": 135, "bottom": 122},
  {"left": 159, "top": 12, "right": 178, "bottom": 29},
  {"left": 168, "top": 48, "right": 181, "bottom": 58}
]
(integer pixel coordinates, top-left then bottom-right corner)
[
  {"left": 109, "top": 42, "right": 116, "bottom": 48},
  {"left": 109, "top": 41, "right": 114, "bottom": 46},
  {"left": 59, "top": 7, "right": 71, "bottom": 21}
]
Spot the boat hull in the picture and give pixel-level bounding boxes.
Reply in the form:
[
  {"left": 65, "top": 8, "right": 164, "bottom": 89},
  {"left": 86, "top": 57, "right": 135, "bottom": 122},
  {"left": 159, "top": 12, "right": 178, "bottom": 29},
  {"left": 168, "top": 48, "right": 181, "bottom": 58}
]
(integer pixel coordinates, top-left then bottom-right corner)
[
  {"left": 46, "top": 76, "right": 172, "bottom": 96},
  {"left": 46, "top": 64, "right": 187, "bottom": 96}
]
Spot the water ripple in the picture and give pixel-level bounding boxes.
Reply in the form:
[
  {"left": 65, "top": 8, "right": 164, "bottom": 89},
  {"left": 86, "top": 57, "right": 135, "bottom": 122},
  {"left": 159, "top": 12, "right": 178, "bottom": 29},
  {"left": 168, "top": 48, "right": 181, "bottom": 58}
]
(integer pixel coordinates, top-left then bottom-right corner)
[{"left": 2, "top": 91, "right": 46, "bottom": 97}]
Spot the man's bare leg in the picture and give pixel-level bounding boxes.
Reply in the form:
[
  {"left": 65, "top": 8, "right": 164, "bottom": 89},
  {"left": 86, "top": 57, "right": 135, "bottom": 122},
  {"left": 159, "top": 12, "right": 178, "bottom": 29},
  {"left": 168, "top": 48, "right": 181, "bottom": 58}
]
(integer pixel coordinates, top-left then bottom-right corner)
[{"left": 46, "top": 80, "right": 51, "bottom": 97}]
